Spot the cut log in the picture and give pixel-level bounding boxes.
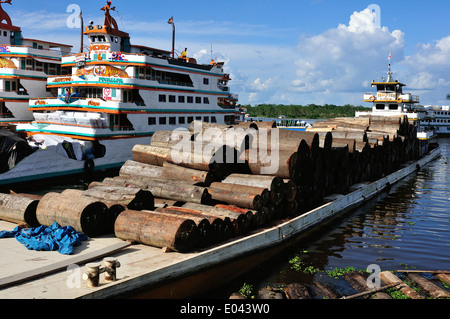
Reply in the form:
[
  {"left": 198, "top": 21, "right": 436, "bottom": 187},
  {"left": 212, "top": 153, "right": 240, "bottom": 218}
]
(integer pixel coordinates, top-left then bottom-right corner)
[
  {"left": 114, "top": 210, "right": 199, "bottom": 253},
  {"left": 164, "top": 206, "right": 234, "bottom": 241},
  {"left": 182, "top": 202, "right": 250, "bottom": 235},
  {"left": 150, "top": 130, "right": 194, "bottom": 148},
  {"left": 221, "top": 174, "right": 285, "bottom": 205},
  {"left": 406, "top": 273, "right": 450, "bottom": 299},
  {"left": 0, "top": 193, "right": 40, "bottom": 227},
  {"left": 119, "top": 160, "right": 163, "bottom": 179},
  {"left": 379, "top": 271, "right": 424, "bottom": 299},
  {"left": 213, "top": 204, "right": 261, "bottom": 229},
  {"left": 284, "top": 283, "right": 310, "bottom": 299},
  {"left": 61, "top": 189, "right": 125, "bottom": 234},
  {"left": 207, "top": 187, "right": 262, "bottom": 210},
  {"left": 209, "top": 182, "right": 270, "bottom": 206},
  {"left": 161, "top": 162, "right": 215, "bottom": 186},
  {"left": 81, "top": 185, "right": 155, "bottom": 211},
  {"left": 154, "top": 207, "right": 214, "bottom": 247},
  {"left": 240, "top": 149, "right": 297, "bottom": 179},
  {"left": 36, "top": 192, "right": 108, "bottom": 237}
]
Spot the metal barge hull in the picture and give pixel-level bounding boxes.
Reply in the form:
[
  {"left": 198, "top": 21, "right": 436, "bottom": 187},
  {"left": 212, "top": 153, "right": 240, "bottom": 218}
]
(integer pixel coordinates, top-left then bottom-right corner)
[{"left": 0, "top": 147, "right": 441, "bottom": 299}]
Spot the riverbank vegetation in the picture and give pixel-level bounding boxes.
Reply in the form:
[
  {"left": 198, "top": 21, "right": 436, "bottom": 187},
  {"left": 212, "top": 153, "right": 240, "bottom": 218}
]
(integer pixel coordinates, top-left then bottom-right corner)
[{"left": 243, "top": 104, "right": 369, "bottom": 119}]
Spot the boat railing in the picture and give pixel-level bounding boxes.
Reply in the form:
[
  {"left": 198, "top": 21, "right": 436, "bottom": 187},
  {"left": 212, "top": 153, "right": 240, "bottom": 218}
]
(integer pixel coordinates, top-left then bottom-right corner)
[
  {"left": 47, "top": 74, "right": 194, "bottom": 87},
  {"left": 0, "top": 44, "right": 69, "bottom": 56},
  {"left": 32, "top": 113, "right": 108, "bottom": 129}
]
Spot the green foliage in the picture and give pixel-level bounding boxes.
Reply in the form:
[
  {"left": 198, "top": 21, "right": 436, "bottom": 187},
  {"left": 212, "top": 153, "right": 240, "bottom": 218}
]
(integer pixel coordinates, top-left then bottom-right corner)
[
  {"left": 239, "top": 283, "right": 254, "bottom": 298},
  {"left": 288, "top": 254, "right": 320, "bottom": 274},
  {"left": 244, "top": 103, "right": 368, "bottom": 119},
  {"left": 325, "top": 266, "right": 361, "bottom": 279}
]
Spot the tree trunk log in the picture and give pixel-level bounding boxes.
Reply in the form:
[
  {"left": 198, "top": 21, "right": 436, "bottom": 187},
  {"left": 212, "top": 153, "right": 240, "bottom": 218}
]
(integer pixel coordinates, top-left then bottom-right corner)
[{"left": 0, "top": 193, "right": 40, "bottom": 227}]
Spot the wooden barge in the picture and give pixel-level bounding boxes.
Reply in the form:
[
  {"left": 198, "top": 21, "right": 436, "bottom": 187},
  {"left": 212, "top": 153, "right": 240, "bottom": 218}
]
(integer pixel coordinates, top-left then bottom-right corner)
[{"left": 0, "top": 117, "right": 442, "bottom": 299}]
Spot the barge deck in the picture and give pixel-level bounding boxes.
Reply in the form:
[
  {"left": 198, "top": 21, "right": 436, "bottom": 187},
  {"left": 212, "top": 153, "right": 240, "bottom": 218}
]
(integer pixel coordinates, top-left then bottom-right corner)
[{"left": 0, "top": 147, "right": 441, "bottom": 299}]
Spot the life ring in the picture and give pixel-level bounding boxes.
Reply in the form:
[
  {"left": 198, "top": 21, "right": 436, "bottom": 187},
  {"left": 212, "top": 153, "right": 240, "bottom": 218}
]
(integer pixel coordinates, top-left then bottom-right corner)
[
  {"left": 84, "top": 159, "right": 95, "bottom": 172},
  {"left": 369, "top": 96, "right": 375, "bottom": 102},
  {"left": 397, "top": 97, "right": 403, "bottom": 104}
]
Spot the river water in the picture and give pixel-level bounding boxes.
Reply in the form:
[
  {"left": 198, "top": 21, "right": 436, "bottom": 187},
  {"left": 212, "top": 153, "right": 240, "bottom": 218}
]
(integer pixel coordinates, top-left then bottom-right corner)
[{"left": 202, "top": 137, "right": 450, "bottom": 298}]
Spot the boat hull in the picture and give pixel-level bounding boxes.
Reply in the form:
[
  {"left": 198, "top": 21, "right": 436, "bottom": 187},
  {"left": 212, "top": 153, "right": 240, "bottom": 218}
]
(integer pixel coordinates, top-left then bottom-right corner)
[{"left": 0, "top": 136, "right": 151, "bottom": 188}]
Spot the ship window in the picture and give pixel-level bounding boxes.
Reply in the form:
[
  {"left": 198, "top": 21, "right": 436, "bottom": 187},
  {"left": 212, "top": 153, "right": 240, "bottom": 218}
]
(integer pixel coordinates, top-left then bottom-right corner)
[
  {"left": 159, "top": 94, "right": 166, "bottom": 102},
  {"left": 211, "top": 116, "right": 217, "bottom": 123},
  {"left": 203, "top": 78, "right": 209, "bottom": 85},
  {"left": 203, "top": 97, "right": 210, "bottom": 104},
  {"left": 376, "top": 104, "right": 385, "bottom": 110},
  {"left": 148, "top": 117, "right": 156, "bottom": 125},
  {"left": 187, "top": 96, "right": 194, "bottom": 104},
  {"left": 178, "top": 117, "right": 185, "bottom": 124},
  {"left": 169, "top": 95, "right": 176, "bottom": 103},
  {"left": 196, "top": 116, "right": 202, "bottom": 121},
  {"left": 159, "top": 117, "right": 166, "bottom": 125},
  {"left": 91, "top": 36, "right": 97, "bottom": 42},
  {"left": 4, "top": 81, "right": 10, "bottom": 91},
  {"left": 389, "top": 104, "right": 398, "bottom": 110},
  {"left": 169, "top": 117, "right": 176, "bottom": 125},
  {"left": 196, "top": 97, "right": 202, "bottom": 104},
  {"left": 11, "top": 81, "right": 16, "bottom": 92},
  {"left": 203, "top": 116, "right": 209, "bottom": 123},
  {"left": 187, "top": 116, "right": 194, "bottom": 123},
  {"left": 178, "top": 96, "right": 185, "bottom": 103}
]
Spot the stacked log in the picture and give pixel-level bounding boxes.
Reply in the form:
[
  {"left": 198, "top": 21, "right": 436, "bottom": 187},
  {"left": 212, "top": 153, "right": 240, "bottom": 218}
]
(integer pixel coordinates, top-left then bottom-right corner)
[
  {"left": 36, "top": 192, "right": 108, "bottom": 237},
  {"left": 61, "top": 189, "right": 127, "bottom": 233},
  {"left": 114, "top": 209, "right": 200, "bottom": 253},
  {"left": 62, "top": 114, "right": 422, "bottom": 252},
  {"left": 0, "top": 193, "right": 40, "bottom": 227}
]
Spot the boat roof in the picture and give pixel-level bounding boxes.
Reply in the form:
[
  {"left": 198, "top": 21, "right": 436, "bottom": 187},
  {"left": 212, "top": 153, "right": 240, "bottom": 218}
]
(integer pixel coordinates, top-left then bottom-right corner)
[{"left": 372, "top": 81, "right": 406, "bottom": 87}]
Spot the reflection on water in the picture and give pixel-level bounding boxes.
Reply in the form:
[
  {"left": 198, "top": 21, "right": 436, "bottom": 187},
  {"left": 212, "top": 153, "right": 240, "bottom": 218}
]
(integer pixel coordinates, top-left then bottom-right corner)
[{"left": 209, "top": 138, "right": 450, "bottom": 297}]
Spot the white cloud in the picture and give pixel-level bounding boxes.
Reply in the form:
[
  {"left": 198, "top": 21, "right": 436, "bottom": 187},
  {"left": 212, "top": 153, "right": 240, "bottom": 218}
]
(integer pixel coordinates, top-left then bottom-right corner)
[
  {"left": 292, "top": 8, "right": 405, "bottom": 98},
  {"left": 401, "top": 35, "right": 450, "bottom": 103}
]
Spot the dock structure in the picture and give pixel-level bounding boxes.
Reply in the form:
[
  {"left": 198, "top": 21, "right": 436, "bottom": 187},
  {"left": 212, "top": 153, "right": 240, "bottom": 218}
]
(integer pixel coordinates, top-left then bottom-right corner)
[{"left": 0, "top": 117, "right": 442, "bottom": 299}]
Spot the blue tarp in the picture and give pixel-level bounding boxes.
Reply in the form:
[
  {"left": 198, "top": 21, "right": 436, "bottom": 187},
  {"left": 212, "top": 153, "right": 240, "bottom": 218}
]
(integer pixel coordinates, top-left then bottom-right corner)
[{"left": 0, "top": 222, "right": 88, "bottom": 255}]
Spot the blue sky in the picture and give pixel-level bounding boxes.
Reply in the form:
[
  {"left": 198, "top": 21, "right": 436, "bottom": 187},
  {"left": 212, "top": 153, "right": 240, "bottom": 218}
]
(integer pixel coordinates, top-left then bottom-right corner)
[{"left": 5, "top": 0, "right": 450, "bottom": 106}]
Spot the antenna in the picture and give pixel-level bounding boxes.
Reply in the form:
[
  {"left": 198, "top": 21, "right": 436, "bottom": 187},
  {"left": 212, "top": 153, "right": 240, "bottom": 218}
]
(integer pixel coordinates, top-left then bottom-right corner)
[{"left": 386, "top": 51, "right": 393, "bottom": 82}]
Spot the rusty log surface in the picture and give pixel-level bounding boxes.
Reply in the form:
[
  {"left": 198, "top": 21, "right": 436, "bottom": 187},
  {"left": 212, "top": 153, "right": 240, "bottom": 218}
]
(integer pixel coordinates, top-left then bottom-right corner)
[{"left": 114, "top": 210, "right": 200, "bottom": 253}]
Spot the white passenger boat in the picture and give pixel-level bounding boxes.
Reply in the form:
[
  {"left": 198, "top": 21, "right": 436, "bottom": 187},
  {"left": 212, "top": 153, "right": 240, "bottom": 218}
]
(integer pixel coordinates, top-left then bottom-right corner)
[
  {"left": 0, "top": 1, "right": 241, "bottom": 186},
  {"left": 0, "top": 1, "right": 72, "bottom": 124}
]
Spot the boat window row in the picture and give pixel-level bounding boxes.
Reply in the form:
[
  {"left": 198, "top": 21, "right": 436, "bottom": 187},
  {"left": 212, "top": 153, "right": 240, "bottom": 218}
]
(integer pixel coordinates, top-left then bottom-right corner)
[
  {"left": 135, "top": 67, "right": 194, "bottom": 87},
  {"left": 148, "top": 115, "right": 218, "bottom": 126},
  {"left": 2, "top": 80, "right": 28, "bottom": 95},
  {"left": 19, "top": 58, "right": 63, "bottom": 75},
  {"left": 375, "top": 104, "right": 400, "bottom": 110},
  {"left": 434, "top": 111, "right": 449, "bottom": 116},
  {"left": 430, "top": 119, "right": 449, "bottom": 123},
  {"left": 159, "top": 94, "right": 210, "bottom": 105}
]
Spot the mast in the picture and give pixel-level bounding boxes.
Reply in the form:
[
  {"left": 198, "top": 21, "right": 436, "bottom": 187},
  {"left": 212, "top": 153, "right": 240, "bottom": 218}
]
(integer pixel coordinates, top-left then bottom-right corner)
[
  {"left": 168, "top": 16, "right": 175, "bottom": 59},
  {"left": 386, "top": 51, "right": 393, "bottom": 82},
  {"left": 79, "top": 10, "right": 83, "bottom": 53}
]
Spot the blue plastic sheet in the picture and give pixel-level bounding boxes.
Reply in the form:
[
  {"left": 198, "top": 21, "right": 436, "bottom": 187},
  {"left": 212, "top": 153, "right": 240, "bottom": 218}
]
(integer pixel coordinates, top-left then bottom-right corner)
[{"left": 0, "top": 222, "right": 88, "bottom": 255}]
